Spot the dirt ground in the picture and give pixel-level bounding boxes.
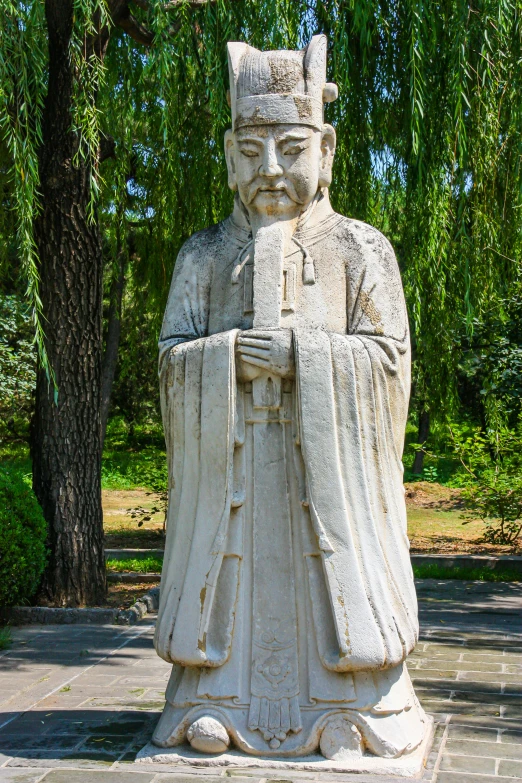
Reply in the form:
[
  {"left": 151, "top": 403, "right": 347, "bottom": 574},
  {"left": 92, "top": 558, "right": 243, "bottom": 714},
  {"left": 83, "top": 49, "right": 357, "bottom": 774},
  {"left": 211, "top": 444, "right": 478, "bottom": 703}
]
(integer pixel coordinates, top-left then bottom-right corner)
[
  {"left": 405, "top": 481, "right": 521, "bottom": 555},
  {"left": 102, "top": 483, "right": 521, "bottom": 555},
  {"left": 103, "top": 489, "right": 165, "bottom": 548},
  {"left": 103, "top": 581, "right": 158, "bottom": 609}
]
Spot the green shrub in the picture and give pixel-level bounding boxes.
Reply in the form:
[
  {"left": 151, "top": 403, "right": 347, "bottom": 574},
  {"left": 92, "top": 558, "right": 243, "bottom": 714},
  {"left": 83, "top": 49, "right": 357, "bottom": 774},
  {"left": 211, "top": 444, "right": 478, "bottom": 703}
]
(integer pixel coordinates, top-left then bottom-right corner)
[
  {"left": 451, "top": 423, "right": 522, "bottom": 546},
  {"left": 0, "top": 465, "right": 47, "bottom": 606},
  {"left": 102, "top": 417, "right": 167, "bottom": 492},
  {"left": 0, "top": 626, "right": 11, "bottom": 650},
  {"left": 0, "top": 295, "right": 36, "bottom": 442}
]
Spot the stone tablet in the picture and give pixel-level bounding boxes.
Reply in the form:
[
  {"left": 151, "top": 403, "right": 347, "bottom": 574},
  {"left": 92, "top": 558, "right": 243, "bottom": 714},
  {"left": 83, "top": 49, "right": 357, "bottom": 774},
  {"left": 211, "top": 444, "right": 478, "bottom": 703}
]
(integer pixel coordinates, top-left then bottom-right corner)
[{"left": 150, "top": 34, "right": 431, "bottom": 774}]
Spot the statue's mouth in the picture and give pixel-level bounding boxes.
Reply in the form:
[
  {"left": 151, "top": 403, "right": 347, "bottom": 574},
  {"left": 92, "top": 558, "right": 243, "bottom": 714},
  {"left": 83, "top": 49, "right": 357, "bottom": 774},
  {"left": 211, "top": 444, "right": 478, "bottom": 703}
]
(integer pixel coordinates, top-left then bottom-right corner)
[
  {"left": 248, "top": 182, "right": 301, "bottom": 205},
  {"left": 258, "top": 185, "right": 287, "bottom": 193}
]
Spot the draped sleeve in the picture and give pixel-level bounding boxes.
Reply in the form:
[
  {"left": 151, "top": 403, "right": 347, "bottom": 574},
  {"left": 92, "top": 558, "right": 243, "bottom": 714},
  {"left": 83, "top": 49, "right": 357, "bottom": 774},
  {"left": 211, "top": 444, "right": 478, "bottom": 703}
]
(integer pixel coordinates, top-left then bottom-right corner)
[
  {"left": 294, "top": 219, "right": 417, "bottom": 672},
  {"left": 158, "top": 235, "right": 213, "bottom": 466},
  {"left": 158, "top": 234, "right": 213, "bottom": 372},
  {"left": 155, "top": 235, "right": 241, "bottom": 667}
]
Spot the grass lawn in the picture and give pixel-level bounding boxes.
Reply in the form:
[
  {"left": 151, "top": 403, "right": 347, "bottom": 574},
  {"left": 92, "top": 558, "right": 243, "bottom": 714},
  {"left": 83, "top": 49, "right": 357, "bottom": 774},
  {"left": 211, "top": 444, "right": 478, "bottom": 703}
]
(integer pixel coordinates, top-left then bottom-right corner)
[
  {"left": 101, "top": 480, "right": 522, "bottom": 556},
  {"left": 412, "top": 563, "right": 521, "bottom": 581},
  {"left": 0, "top": 626, "right": 11, "bottom": 650},
  {"left": 103, "top": 489, "right": 165, "bottom": 548},
  {"left": 405, "top": 482, "right": 481, "bottom": 554},
  {"left": 404, "top": 482, "right": 520, "bottom": 555},
  {"left": 106, "top": 557, "right": 163, "bottom": 573},
  {"left": 3, "top": 432, "right": 519, "bottom": 557}
]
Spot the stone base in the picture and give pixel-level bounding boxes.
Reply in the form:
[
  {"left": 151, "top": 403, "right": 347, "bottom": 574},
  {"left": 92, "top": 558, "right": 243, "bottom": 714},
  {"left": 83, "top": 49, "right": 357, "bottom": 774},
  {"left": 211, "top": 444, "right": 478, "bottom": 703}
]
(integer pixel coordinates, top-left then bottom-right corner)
[{"left": 136, "top": 715, "right": 433, "bottom": 779}]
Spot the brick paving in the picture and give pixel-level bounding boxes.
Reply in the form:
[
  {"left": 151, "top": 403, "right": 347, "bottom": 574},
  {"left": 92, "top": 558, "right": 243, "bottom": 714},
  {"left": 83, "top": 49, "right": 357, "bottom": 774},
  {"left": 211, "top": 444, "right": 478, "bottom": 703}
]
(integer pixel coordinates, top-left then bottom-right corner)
[{"left": 0, "top": 579, "right": 520, "bottom": 782}]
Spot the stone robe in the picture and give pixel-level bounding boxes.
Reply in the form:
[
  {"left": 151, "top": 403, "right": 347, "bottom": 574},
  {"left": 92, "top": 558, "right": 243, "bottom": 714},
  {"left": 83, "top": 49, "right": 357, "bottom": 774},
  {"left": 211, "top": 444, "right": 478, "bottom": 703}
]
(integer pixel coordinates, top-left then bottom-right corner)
[{"left": 153, "top": 196, "right": 425, "bottom": 757}]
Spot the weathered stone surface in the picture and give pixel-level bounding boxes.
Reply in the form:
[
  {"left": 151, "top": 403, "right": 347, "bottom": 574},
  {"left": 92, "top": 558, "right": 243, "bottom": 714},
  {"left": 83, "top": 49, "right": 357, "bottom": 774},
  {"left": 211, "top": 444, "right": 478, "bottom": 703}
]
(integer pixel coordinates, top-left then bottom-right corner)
[
  {"left": 498, "top": 759, "right": 522, "bottom": 778},
  {"left": 37, "top": 773, "right": 156, "bottom": 782},
  {"left": 0, "top": 596, "right": 521, "bottom": 779},
  {"left": 0, "top": 770, "right": 48, "bottom": 782},
  {"left": 4, "top": 585, "right": 159, "bottom": 626},
  {"left": 319, "top": 717, "right": 363, "bottom": 761},
  {"left": 187, "top": 717, "right": 230, "bottom": 754},
  {"left": 153, "top": 33, "right": 428, "bottom": 770},
  {"left": 439, "top": 754, "right": 497, "bottom": 774}
]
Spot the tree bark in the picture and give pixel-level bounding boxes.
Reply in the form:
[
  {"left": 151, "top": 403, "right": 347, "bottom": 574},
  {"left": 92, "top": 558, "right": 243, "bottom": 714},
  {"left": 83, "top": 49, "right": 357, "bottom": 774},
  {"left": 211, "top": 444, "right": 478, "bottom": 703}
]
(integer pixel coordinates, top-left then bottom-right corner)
[
  {"left": 101, "top": 247, "right": 126, "bottom": 447},
  {"left": 31, "top": 0, "right": 106, "bottom": 606},
  {"left": 412, "top": 408, "right": 430, "bottom": 476}
]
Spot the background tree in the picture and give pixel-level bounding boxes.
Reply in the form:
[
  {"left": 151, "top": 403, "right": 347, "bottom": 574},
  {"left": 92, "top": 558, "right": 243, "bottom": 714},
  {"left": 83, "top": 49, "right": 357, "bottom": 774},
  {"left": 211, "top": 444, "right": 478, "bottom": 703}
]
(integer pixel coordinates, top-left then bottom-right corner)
[
  {"left": 1, "top": 0, "right": 239, "bottom": 606},
  {"left": 1, "top": 0, "right": 521, "bottom": 603}
]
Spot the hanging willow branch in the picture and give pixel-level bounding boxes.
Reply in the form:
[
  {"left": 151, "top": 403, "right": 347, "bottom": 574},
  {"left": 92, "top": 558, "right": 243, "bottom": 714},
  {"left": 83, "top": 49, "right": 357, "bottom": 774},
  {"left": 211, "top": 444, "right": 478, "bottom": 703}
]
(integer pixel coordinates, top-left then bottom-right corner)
[
  {"left": 0, "top": 2, "right": 48, "bottom": 377},
  {"left": 1, "top": 0, "right": 522, "bottom": 420}
]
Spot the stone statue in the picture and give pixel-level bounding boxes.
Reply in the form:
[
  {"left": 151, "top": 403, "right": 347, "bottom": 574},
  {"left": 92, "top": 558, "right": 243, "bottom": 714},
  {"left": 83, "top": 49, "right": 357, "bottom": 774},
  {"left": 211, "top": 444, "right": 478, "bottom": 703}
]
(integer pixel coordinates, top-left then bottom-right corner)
[{"left": 151, "top": 35, "right": 430, "bottom": 769}]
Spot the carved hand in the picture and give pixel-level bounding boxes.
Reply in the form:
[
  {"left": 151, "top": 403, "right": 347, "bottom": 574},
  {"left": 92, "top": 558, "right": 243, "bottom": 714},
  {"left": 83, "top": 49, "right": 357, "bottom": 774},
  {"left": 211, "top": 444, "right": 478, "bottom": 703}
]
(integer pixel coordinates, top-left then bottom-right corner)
[{"left": 236, "top": 329, "right": 295, "bottom": 380}]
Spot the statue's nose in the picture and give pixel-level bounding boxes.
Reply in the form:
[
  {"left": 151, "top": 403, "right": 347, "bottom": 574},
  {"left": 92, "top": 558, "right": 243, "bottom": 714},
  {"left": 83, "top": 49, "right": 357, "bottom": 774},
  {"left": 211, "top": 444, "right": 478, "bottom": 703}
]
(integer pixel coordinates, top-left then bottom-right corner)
[{"left": 259, "top": 142, "right": 283, "bottom": 177}]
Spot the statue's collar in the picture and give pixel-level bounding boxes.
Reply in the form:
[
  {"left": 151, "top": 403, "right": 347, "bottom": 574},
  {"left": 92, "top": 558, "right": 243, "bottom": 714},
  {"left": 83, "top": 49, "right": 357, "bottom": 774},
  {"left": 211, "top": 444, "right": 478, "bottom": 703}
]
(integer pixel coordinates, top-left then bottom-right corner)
[{"left": 225, "top": 190, "right": 342, "bottom": 287}]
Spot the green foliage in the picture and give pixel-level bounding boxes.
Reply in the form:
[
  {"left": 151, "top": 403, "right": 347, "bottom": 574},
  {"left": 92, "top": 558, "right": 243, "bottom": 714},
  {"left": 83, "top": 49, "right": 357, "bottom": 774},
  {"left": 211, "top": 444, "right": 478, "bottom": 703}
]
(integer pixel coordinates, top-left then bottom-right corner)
[
  {"left": 0, "top": 625, "right": 11, "bottom": 650},
  {"left": 319, "top": 0, "right": 522, "bottom": 421},
  {"left": 108, "top": 290, "right": 161, "bottom": 430},
  {"left": 0, "top": 420, "right": 167, "bottom": 494},
  {"left": 421, "top": 465, "right": 439, "bottom": 483},
  {"left": 101, "top": 454, "right": 166, "bottom": 491},
  {"left": 102, "top": 417, "right": 166, "bottom": 491},
  {"left": 0, "top": 0, "right": 48, "bottom": 376},
  {"left": 106, "top": 556, "right": 163, "bottom": 573},
  {"left": 404, "top": 419, "right": 462, "bottom": 484},
  {"left": 0, "top": 464, "right": 47, "bottom": 606},
  {"left": 458, "top": 286, "right": 522, "bottom": 430},
  {"left": 2, "top": 0, "right": 522, "bottom": 431},
  {"left": 412, "top": 563, "right": 522, "bottom": 582},
  {"left": 451, "top": 422, "right": 522, "bottom": 545},
  {"left": 0, "top": 294, "right": 36, "bottom": 441}
]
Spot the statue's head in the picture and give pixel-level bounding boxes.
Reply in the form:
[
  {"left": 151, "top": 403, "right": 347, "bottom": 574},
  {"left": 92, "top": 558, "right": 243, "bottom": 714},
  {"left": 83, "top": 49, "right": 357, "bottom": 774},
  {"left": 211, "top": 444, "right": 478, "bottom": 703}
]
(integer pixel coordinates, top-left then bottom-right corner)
[{"left": 225, "top": 36, "right": 338, "bottom": 222}]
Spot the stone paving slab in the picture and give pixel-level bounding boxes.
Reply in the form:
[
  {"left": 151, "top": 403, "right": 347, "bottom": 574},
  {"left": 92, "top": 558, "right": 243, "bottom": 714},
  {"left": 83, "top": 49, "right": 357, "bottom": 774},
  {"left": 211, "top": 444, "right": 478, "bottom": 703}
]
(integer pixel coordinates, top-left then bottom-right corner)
[{"left": 0, "top": 579, "right": 521, "bottom": 782}]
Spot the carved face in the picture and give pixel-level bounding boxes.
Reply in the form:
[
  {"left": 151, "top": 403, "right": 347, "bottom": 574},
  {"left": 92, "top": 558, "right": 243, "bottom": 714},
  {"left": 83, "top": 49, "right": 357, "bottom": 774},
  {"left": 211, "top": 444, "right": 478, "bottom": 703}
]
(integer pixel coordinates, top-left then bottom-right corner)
[{"left": 225, "top": 124, "right": 335, "bottom": 220}]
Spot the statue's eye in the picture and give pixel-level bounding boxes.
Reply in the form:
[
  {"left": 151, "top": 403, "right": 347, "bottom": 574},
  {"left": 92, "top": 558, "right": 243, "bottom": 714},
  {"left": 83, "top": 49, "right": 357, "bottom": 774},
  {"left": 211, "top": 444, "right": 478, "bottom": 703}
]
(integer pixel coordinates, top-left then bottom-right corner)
[
  {"left": 239, "top": 147, "right": 259, "bottom": 157},
  {"left": 283, "top": 144, "right": 306, "bottom": 156}
]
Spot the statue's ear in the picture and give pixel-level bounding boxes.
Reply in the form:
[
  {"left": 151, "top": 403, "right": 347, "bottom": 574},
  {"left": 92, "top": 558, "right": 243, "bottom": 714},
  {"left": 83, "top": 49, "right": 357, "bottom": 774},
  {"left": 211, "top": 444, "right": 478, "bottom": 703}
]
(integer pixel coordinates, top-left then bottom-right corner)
[
  {"left": 224, "top": 129, "right": 237, "bottom": 192},
  {"left": 318, "top": 124, "right": 336, "bottom": 188}
]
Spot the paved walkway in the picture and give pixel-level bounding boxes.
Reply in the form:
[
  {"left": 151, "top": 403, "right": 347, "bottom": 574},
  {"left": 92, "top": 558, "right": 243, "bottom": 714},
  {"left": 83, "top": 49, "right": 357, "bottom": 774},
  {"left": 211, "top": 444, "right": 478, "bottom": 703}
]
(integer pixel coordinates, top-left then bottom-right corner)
[{"left": 0, "top": 579, "right": 521, "bottom": 783}]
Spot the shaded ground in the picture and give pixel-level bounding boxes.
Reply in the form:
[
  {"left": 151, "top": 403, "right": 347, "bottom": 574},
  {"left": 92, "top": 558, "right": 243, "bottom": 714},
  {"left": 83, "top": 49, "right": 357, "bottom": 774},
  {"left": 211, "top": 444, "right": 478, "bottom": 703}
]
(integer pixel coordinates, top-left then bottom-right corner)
[
  {"left": 102, "top": 584, "right": 158, "bottom": 611},
  {"left": 0, "top": 580, "right": 521, "bottom": 781},
  {"left": 35, "top": 583, "right": 155, "bottom": 611},
  {"left": 102, "top": 484, "right": 522, "bottom": 555}
]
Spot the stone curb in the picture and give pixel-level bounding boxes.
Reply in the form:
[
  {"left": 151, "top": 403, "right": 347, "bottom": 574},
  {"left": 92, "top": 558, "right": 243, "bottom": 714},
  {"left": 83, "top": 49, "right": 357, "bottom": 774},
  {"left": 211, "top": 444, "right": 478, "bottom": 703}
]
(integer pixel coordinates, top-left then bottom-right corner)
[
  {"left": 1, "top": 586, "right": 160, "bottom": 626},
  {"left": 1, "top": 606, "right": 120, "bottom": 625},
  {"left": 107, "top": 571, "right": 161, "bottom": 583},
  {"left": 106, "top": 548, "right": 165, "bottom": 561},
  {"left": 115, "top": 585, "right": 160, "bottom": 625}
]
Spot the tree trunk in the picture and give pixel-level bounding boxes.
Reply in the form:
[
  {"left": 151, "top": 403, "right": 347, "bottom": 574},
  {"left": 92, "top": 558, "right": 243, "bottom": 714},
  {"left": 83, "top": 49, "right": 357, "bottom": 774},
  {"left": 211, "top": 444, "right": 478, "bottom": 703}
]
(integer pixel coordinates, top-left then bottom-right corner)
[
  {"left": 31, "top": 0, "right": 106, "bottom": 606},
  {"left": 101, "top": 248, "right": 126, "bottom": 447},
  {"left": 412, "top": 408, "right": 430, "bottom": 476}
]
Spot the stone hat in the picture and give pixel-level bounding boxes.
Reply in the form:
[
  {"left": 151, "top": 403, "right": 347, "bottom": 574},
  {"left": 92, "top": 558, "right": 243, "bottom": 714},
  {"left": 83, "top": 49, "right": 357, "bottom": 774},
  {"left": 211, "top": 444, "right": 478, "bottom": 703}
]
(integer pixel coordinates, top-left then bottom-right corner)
[{"left": 227, "top": 35, "right": 338, "bottom": 132}]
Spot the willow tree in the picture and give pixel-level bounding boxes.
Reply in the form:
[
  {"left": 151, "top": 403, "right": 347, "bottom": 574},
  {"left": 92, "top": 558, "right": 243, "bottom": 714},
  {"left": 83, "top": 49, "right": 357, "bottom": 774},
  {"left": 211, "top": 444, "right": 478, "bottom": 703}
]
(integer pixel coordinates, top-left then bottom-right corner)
[
  {"left": 0, "top": 0, "right": 244, "bottom": 606},
  {"left": 1, "top": 0, "right": 521, "bottom": 604}
]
